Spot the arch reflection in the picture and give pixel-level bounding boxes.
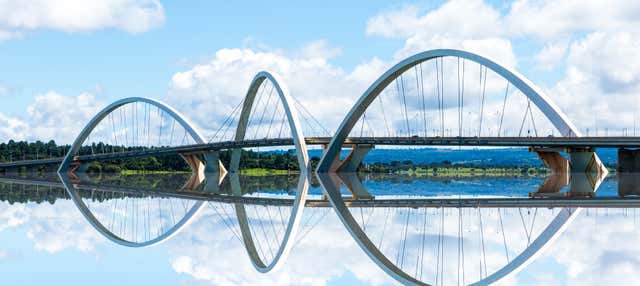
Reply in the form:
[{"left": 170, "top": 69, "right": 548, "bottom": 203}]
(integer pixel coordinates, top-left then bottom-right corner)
[
  {"left": 58, "top": 172, "right": 208, "bottom": 248},
  {"left": 317, "top": 171, "right": 606, "bottom": 286},
  {"left": 0, "top": 170, "right": 621, "bottom": 284}
]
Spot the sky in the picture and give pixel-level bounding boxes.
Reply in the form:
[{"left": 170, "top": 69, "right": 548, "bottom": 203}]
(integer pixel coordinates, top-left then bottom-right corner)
[{"left": 1, "top": 0, "right": 640, "bottom": 143}]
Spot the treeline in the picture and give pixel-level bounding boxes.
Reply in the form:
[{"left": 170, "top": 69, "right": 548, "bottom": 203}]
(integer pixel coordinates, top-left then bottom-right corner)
[
  {"left": 0, "top": 140, "right": 70, "bottom": 161},
  {"left": 85, "top": 149, "right": 311, "bottom": 173},
  {"left": 0, "top": 140, "right": 546, "bottom": 174},
  {"left": 0, "top": 140, "right": 311, "bottom": 172}
]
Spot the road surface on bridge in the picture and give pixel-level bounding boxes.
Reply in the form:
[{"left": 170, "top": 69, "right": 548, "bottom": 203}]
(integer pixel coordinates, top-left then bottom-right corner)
[{"left": 2, "top": 136, "right": 640, "bottom": 169}]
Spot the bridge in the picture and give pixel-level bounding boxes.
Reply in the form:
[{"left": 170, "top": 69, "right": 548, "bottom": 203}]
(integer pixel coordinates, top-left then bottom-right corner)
[
  {"left": 3, "top": 136, "right": 640, "bottom": 168},
  {"left": 5, "top": 48, "right": 640, "bottom": 284},
  {"left": 1, "top": 48, "right": 638, "bottom": 178}
]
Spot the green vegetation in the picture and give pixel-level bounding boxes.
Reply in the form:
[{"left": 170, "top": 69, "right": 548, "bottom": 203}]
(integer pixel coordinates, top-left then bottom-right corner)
[
  {"left": 0, "top": 140, "right": 554, "bottom": 175},
  {"left": 360, "top": 160, "right": 549, "bottom": 176},
  {"left": 0, "top": 140, "right": 306, "bottom": 173}
]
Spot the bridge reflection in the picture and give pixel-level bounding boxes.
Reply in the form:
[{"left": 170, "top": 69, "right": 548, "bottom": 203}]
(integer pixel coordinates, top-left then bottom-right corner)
[{"left": 0, "top": 170, "right": 637, "bottom": 285}]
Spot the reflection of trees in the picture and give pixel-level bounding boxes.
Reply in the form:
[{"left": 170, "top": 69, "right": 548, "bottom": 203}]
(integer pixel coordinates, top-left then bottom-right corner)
[
  {"left": 0, "top": 140, "right": 307, "bottom": 172},
  {"left": 0, "top": 183, "right": 152, "bottom": 204},
  {"left": 0, "top": 173, "right": 307, "bottom": 204},
  {"left": 83, "top": 173, "right": 193, "bottom": 190},
  {"left": 0, "top": 173, "right": 194, "bottom": 204},
  {"left": 0, "top": 183, "right": 67, "bottom": 204},
  {"left": 218, "top": 175, "right": 300, "bottom": 194}
]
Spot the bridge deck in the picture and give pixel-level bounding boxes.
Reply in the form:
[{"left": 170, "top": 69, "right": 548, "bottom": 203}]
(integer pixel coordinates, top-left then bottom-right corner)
[
  {"left": 1, "top": 177, "right": 639, "bottom": 208},
  {"left": 1, "top": 136, "right": 640, "bottom": 169}
]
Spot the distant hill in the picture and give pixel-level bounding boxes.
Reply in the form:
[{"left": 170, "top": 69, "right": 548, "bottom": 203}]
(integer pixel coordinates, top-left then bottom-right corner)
[{"left": 308, "top": 147, "right": 619, "bottom": 167}]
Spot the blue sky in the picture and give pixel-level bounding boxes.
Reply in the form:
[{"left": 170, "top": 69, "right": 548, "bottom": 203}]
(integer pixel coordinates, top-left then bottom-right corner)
[
  {"left": 0, "top": 0, "right": 639, "bottom": 143},
  {"left": 0, "top": 1, "right": 402, "bottom": 110}
]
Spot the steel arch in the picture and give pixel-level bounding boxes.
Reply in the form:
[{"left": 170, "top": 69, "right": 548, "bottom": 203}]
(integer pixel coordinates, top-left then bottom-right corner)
[
  {"left": 58, "top": 97, "right": 207, "bottom": 172},
  {"left": 316, "top": 49, "right": 590, "bottom": 286},
  {"left": 57, "top": 97, "right": 207, "bottom": 247},
  {"left": 230, "top": 71, "right": 309, "bottom": 172},
  {"left": 231, "top": 172, "right": 310, "bottom": 273},
  {"left": 316, "top": 48, "right": 581, "bottom": 173}
]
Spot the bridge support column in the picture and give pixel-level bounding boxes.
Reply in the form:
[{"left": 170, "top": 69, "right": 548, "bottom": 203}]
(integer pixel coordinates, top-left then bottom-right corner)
[
  {"left": 617, "top": 148, "right": 640, "bottom": 196},
  {"left": 77, "top": 163, "right": 91, "bottom": 173},
  {"left": 180, "top": 153, "right": 205, "bottom": 190},
  {"left": 617, "top": 148, "right": 640, "bottom": 172},
  {"left": 534, "top": 150, "right": 569, "bottom": 174},
  {"left": 533, "top": 150, "right": 569, "bottom": 193},
  {"left": 566, "top": 148, "right": 607, "bottom": 197},
  {"left": 324, "top": 144, "right": 374, "bottom": 173},
  {"left": 568, "top": 148, "right": 607, "bottom": 175},
  {"left": 203, "top": 152, "right": 227, "bottom": 177},
  {"left": 230, "top": 149, "right": 241, "bottom": 173},
  {"left": 203, "top": 152, "right": 227, "bottom": 193},
  {"left": 68, "top": 162, "right": 91, "bottom": 174},
  {"left": 181, "top": 152, "right": 228, "bottom": 191}
]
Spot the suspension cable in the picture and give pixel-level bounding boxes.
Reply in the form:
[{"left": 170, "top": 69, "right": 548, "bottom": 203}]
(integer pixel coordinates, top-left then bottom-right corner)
[
  {"left": 478, "top": 65, "right": 488, "bottom": 137},
  {"left": 498, "top": 81, "right": 510, "bottom": 137}
]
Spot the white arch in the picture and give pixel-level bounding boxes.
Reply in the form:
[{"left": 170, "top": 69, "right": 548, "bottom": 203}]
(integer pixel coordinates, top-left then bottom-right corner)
[
  {"left": 58, "top": 172, "right": 206, "bottom": 248},
  {"left": 231, "top": 172, "right": 310, "bottom": 273},
  {"left": 230, "top": 71, "right": 309, "bottom": 172},
  {"left": 57, "top": 97, "right": 207, "bottom": 247},
  {"left": 58, "top": 97, "right": 207, "bottom": 172},
  {"left": 316, "top": 49, "right": 590, "bottom": 285},
  {"left": 316, "top": 48, "right": 581, "bottom": 173}
]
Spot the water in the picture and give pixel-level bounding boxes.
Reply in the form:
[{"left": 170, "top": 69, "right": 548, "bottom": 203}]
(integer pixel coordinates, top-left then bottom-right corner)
[{"left": 0, "top": 172, "right": 638, "bottom": 285}]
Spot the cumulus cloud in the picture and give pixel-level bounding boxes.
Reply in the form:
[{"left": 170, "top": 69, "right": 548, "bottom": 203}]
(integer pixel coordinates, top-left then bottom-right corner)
[
  {"left": 505, "top": 0, "right": 640, "bottom": 39},
  {"left": 0, "top": 91, "right": 104, "bottom": 143},
  {"left": 166, "top": 45, "right": 385, "bottom": 138},
  {"left": 26, "top": 91, "right": 105, "bottom": 142},
  {"left": 367, "top": 0, "right": 640, "bottom": 41},
  {"left": 535, "top": 42, "right": 567, "bottom": 71},
  {"left": 367, "top": 0, "right": 503, "bottom": 39},
  {"left": 550, "top": 32, "right": 640, "bottom": 132},
  {"left": 0, "top": 0, "right": 165, "bottom": 38},
  {"left": 362, "top": 0, "right": 640, "bottom": 134}
]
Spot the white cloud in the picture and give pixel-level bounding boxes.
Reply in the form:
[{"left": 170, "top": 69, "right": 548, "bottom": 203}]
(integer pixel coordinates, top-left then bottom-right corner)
[
  {"left": 26, "top": 91, "right": 104, "bottom": 142},
  {"left": 363, "top": 0, "right": 640, "bottom": 135},
  {"left": 0, "top": 113, "right": 28, "bottom": 141},
  {"left": 0, "top": 0, "right": 165, "bottom": 38},
  {"left": 299, "top": 39, "right": 343, "bottom": 60},
  {"left": 550, "top": 32, "right": 640, "bottom": 132},
  {"left": 366, "top": 5, "right": 422, "bottom": 39},
  {"left": 367, "top": 1, "right": 503, "bottom": 39},
  {"left": 0, "top": 91, "right": 104, "bottom": 143},
  {"left": 0, "top": 202, "right": 29, "bottom": 231},
  {"left": 505, "top": 0, "right": 640, "bottom": 39},
  {"left": 535, "top": 42, "right": 567, "bottom": 71},
  {"left": 166, "top": 45, "right": 383, "bottom": 138},
  {"left": 515, "top": 208, "right": 640, "bottom": 285},
  {"left": 367, "top": 0, "right": 640, "bottom": 41}
]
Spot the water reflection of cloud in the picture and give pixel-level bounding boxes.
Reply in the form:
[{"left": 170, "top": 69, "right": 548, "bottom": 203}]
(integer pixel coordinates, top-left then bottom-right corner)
[
  {"left": 520, "top": 209, "right": 640, "bottom": 285},
  {"left": 166, "top": 207, "right": 397, "bottom": 286},
  {"left": 4, "top": 196, "right": 640, "bottom": 284}
]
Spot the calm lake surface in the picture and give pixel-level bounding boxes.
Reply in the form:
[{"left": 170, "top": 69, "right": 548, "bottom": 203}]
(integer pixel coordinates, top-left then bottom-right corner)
[{"left": 0, "top": 172, "right": 637, "bottom": 285}]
